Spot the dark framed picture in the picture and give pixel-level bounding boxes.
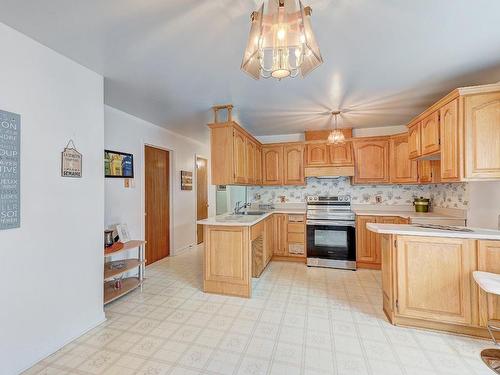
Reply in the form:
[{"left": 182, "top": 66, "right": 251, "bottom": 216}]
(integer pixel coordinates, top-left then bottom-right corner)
[
  {"left": 181, "top": 170, "right": 193, "bottom": 190},
  {"left": 104, "top": 150, "right": 134, "bottom": 178}
]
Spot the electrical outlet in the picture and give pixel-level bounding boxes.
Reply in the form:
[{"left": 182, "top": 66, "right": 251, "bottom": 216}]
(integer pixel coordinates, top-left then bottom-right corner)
[
  {"left": 375, "top": 195, "right": 382, "bottom": 204},
  {"left": 279, "top": 195, "right": 287, "bottom": 203}
]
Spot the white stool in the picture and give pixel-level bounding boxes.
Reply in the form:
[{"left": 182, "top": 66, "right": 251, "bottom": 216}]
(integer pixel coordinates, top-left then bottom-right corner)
[{"left": 473, "top": 271, "right": 500, "bottom": 374}]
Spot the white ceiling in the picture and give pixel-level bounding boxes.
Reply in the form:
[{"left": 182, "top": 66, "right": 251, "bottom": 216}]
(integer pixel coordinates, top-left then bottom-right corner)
[{"left": 2, "top": 0, "right": 500, "bottom": 141}]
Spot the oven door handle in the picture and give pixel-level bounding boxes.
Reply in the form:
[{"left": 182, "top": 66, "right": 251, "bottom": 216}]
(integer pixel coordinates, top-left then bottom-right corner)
[{"left": 307, "top": 220, "right": 356, "bottom": 227}]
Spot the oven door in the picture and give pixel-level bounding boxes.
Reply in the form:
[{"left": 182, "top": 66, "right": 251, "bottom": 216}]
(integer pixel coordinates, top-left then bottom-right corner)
[{"left": 306, "top": 220, "right": 356, "bottom": 262}]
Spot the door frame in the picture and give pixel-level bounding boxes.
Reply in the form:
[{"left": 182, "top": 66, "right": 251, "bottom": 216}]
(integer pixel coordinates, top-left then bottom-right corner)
[
  {"left": 195, "top": 154, "right": 209, "bottom": 243},
  {"left": 142, "top": 143, "right": 173, "bottom": 258}
]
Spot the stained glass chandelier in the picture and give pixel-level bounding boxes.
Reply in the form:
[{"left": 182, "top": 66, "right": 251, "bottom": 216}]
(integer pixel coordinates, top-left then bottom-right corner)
[{"left": 241, "top": 0, "right": 323, "bottom": 80}]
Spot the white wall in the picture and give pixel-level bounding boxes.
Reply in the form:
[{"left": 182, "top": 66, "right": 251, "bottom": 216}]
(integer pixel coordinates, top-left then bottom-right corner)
[
  {"left": 0, "top": 23, "right": 105, "bottom": 374},
  {"left": 104, "top": 106, "right": 215, "bottom": 254},
  {"left": 467, "top": 181, "right": 500, "bottom": 229}
]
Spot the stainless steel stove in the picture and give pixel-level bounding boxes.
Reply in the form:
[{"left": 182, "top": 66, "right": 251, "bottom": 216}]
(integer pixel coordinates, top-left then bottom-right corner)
[{"left": 306, "top": 195, "right": 356, "bottom": 270}]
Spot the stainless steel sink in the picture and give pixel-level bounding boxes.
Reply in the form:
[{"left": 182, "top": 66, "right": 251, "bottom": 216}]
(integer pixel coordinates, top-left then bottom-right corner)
[{"left": 237, "top": 211, "right": 267, "bottom": 216}]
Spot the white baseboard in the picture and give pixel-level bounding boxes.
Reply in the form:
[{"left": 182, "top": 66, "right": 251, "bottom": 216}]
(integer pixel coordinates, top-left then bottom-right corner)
[
  {"left": 17, "top": 313, "right": 106, "bottom": 374},
  {"left": 172, "top": 243, "right": 197, "bottom": 256}
]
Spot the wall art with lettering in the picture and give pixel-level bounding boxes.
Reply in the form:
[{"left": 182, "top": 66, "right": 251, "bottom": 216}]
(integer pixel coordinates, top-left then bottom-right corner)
[{"left": 0, "top": 110, "right": 20, "bottom": 230}]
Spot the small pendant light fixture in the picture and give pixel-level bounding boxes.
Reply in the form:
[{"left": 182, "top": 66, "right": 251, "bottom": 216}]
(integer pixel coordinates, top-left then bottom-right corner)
[
  {"left": 241, "top": 0, "right": 323, "bottom": 80},
  {"left": 327, "top": 111, "right": 345, "bottom": 144}
]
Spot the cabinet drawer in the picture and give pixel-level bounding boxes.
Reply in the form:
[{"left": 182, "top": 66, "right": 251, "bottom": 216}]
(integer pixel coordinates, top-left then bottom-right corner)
[
  {"left": 289, "top": 243, "right": 305, "bottom": 255},
  {"left": 287, "top": 223, "right": 304, "bottom": 233},
  {"left": 288, "top": 214, "right": 304, "bottom": 222},
  {"left": 288, "top": 232, "right": 304, "bottom": 243}
]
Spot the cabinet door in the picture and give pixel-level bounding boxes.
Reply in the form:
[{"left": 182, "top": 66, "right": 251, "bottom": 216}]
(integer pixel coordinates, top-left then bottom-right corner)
[
  {"left": 390, "top": 134, "right": 418, "bottom": 183},
  {"left": 273, "top": 214, "right": 287, "bottom": 256},
  {"left": 264, "top": 216, "right": 274, "bottom": 264},
  {"left": 408, "top": 123, "right": 421, "bottom": 159},
  {"left": 262, "top": 145, "right": 284, "bottom": 185},
  {"left": 329, "top": 142, "right": 354, "bottom": 166},
  {"left": 418, "top": 160, "right": 433, "bottom": 184},
  {"left": 233, "top": 130, "right": 247, "bottom": 184},
  {"left": 440, "top": 99, "right": 460, "bottom": 181},
  {"left": 353, "top": 138, "right": 390, "bottom": 184},
  {"left": 421, "top": 111, "right": 440, "bottom": 156},
  {"left": 477, "top": 241, "right": 500, "bottom": 327},
  {"left": 381, "top": 234, "right": 395, "bottom": 318},
  {"left": 374, "top": 217, "right": 400, "bottom": 264},
  {"left": 255, "top": 145, "right": 263, "bottom": 185},
  {"left": 246, "top": 139, "right": 256, "bottom": 184},
  {"left": 306, "top": 143, "right": 329, "bottom": 166},
  {"left": 356, "top": 216, "right": 379, "bottom": 264},
  {"left": 464, "top": 92, "right": 500, "bottom": 179},
  {"left": 396, "top": 236, "right": 475, "bottom": 324},
  {"left": 284, "top": 143, "right": 305, "bottom": 185}
]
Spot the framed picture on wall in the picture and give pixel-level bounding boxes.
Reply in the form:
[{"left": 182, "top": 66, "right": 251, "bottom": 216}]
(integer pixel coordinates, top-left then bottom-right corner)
[
  {"left": 104, "top": 150, "right": 134, "bottom": 178},
  {"left": 181, "top": 170, "right": 193, "bottom": 190}
]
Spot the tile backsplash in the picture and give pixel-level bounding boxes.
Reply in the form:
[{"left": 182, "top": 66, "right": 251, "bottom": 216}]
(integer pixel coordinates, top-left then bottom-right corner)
[{"left": 248, "top": 177, "right": 468, "bottom": 209}]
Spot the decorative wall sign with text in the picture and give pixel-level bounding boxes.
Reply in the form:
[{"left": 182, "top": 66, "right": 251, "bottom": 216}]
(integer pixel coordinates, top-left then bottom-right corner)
[
  {"left": 61, "top": 140, "right": 82, "bottom": 178},
  {"left": 0, "top": 110, "right": 20, "bottom": 230},
  {"left": 181, "top": 170, "right": 193, "bottom": 190}
]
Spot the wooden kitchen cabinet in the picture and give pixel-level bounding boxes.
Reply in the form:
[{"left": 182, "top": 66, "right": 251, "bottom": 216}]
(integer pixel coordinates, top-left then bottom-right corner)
[
  {"left": 286, "top": 214, "right": 306, "bottom": 258},
  {"left": 390, "top": 133, "right": 418, "bottom": 184},
  {"left": 262, "top": 145, "right": 284, "bottom": 185},
  {"left": 418, "top": 160, "right": 440, "bottom": 184},
  {"left": 264, "top": 216, "right": 274, "bottom": 265},
  {"left": 464, "top": 91, "right": 500, "bottom": 179},
  {"left": 283, "top": 143, "right": 305, "bottom": 185},
  {"left": 420, "top": 111, "right": 441, "bottom": 156},
  {"left": 209, "top": 122, "right": 262, "bottom": 186},
  {"left": 306, "top": 143, "right": 329, "bottom": 166},
  {"left": 395, "top": 236, "right": 476, "bottom": 325},
  {"left": 273, "top": 214, "right": 287, "bottom": 256},
  {"left": 439, "top": 99, "right": 460, "bottom": 181},
  {"left": 246, "top": 139, "right": 256, "bottom": 185},
  {"left": 356, "top": 216, "right": 379, "bottom": 266},
  {"left": 356, "top": 215, "right": 402, "bottom": 269},
  {"left": 329, "top": 142, "right": 354, "bottom": 166},
  {"left": 353, "top": 137, "right": 390, "bottom": 184},
  {"left": 477, "top": 240, "right": 500, "bottom": 327},
  {"left": 204, "top": 225, "right": 251, "bottom": 297},
  {"left": 408, "top": 123, "right": 421, "bottom": 159},
  {"left": 255, "top": 144, "right": 263, "bottom": 185},
  {"left": 233, "top": 129, "right": 247, "bottom": 184}
]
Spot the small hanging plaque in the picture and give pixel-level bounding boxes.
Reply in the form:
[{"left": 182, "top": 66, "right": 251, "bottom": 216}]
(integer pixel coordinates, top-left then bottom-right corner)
[{"left": 61, "top": 140, "right": 82, "bottom": 178}]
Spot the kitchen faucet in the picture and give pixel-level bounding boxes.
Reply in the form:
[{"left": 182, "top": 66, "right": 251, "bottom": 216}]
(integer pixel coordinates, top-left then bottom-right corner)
[{"left": 234, "top": 201, "right": 250, "bottom": 214}]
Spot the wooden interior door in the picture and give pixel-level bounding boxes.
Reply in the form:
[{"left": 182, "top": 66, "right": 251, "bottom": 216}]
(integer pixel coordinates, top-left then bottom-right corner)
[
  {"left": 196, "top": 157, "right": 208, "bottom": 244},
  {"left": 145, "top": 146, "right": 170, "bottom": 265}
]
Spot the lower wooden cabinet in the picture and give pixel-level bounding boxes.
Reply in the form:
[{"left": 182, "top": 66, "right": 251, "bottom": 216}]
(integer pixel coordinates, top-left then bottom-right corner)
[
  {"left": 356, "top": 215, "right": 407, "bottom": 269},
  {"left": 273, "top": 214, "right": 287, "bottom": 256},
  {"left": 477, "top": 240, "right": 500, "bottom": 327},
  {"left": 204, "top": 226, "right": 251, "bottom": 297},
  {"left": 264, "top": 216, "right": 274, "bottom": 265},
  {"left": 395, "top": 236, "right": 476, "bottom": 325}
]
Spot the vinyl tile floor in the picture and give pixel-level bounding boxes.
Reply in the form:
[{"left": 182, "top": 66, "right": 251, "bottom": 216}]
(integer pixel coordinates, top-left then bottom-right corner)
[{"left": 24, "top": 245, "right": 495, "bottom": 375}]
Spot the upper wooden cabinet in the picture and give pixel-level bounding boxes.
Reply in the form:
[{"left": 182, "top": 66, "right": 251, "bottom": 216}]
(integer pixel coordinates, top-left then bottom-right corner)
[
  {"left": 306, "top": 143, "right": 329, "bottom": 166},
  {"left": 245, "top": 138, "right": 256, "bottom": 185},
  {"left": 255, "top": 144, "right": 263, "bottom": 185},
  {"left": 390, "top": 134, "right": 418, "bottom": 184},
  {"left": 233, "top": 129, "right": 247, "bottom": 184},
  {"left": 464, "top": 91, "right": 500, "bottom": 180},
  {"left": 353, "top": 137, "right": 390, "bottom": 184},
  {"left": 406, "top": 83, "right": 500, "bottom": 181},
  {"left": 263, "top": 143, "right": 305, "bottom": 186},
  {"left": 329, "top": 142, "right": 354, "bottom": 166},
  {"left": 420, "top": 111, "right": 441, "bottom": 156},
  {"left": 439, "top": 99, "right": 460, "bottom": 181},
  {"left": 209, "top": 122, "right": 262, "bottom": 186},
  {"left": 262, "top": 145, "right": 284, "bottom": 185},
  {"left": 283, "top": 143, "right": 305, "bottom": 185}
]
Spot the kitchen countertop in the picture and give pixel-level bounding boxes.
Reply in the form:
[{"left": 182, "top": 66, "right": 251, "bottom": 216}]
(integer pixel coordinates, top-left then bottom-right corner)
[
  {"left": 367, "top": 223, "right": 500, "bottom": 240},
  {"left": 197, "top": 208, "right": 305, "bottom": 227},
  {"left": 353, "top": 209, "right": 461, "bottom": 220}
]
